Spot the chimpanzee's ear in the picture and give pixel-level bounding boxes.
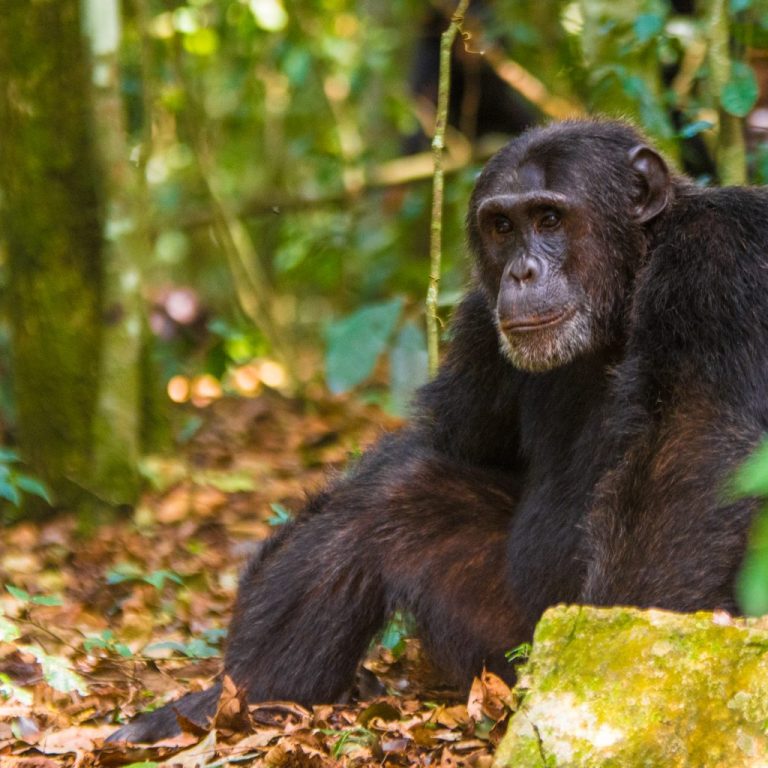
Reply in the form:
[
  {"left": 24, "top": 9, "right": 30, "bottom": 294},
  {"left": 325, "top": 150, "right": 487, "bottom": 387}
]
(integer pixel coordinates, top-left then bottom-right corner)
[{"left": 628, "top": 144, "right": 671, "bottom": 224}]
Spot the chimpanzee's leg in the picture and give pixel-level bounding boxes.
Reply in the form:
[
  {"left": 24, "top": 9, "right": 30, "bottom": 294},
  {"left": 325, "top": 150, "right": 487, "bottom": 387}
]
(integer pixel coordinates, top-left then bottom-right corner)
[
  {"left": 379, "top": 455, "right": 531, "bottom": 683},
  {"left": 110, "top": 443, "right": 525, "bottom": 743}
]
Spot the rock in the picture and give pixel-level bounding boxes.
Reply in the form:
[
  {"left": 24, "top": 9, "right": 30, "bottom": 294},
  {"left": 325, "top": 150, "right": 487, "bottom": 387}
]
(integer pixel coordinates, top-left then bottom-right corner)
[{"left": 494, "top": 605, "right": 768, "bottom": 768}]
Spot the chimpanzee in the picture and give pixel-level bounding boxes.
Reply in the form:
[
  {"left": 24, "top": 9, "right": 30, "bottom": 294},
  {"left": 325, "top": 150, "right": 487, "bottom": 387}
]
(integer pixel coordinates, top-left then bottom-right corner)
[{"left": 111, "top": 119, "right": 768, "bottom": 743}]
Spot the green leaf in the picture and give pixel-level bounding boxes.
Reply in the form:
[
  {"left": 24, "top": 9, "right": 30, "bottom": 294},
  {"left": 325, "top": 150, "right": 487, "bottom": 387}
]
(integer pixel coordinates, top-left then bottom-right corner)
[
  {"left": 142, "top": 569, "right": 183, "bottom": 590},
  {"left": 144, "top": 638, "right": 217, "bottom": 658},
  {"left": 732, "top": 439, "right": 768, "bottom": 497},
  {"left": 738, "top": 504, "right": 768, "bottom": 614},
  {"left": 16, "top": 475, "right": 52, "bottom": 504},
  {"left": 192, "top": 469, "right": 256, "bottom": 493},
  {"left": 6, "top": 585, "right": 61, "bottom": 606},
  {"left": 267, "top": 502, "right": 293, "bottom": 526},
  {"left": 634, "top": 14, "right": 664, "bottom": 43},
  {"left": 679, "top": 120, "right": 714, "bottom": 139},
  {"left": 182, "top": 638, "right": 219, "bottom": 658},
  {"left": 0, "top": 674, "right": 31, "bottom": 705},
  {"left": 731, "top": 0, "right": 752, "bottom": 11},
  {"left": 202, "top": 627, "right": 227, "bottom": 646},
  {"left": 377, "top": 611, "right": 413, "bottom": 658},
  {"left": 505, "top": 642, "right": 532, "bottom": 663},
  {"left": 31, "top": 594, "right": 63, "bottom": 606},
  {"left": 389, "top": 322, "right": 428, "bottom": 417},
  {"left": 21, "top": 645, "right": 87, "bottom": 694},
  {"left": 0, "top": 479, "right": 21, "bottom": 507},
  {"left": 106, "top": 562, "right": 144, "bottom": 584},
  {"left": 6, "top": 585, "right": 31, "bottom": 603},
  {"left": 0, "top": 448, "right": 19, "bottom": 463},
  {"left": 721, "top": 61, "right": 759, "bottom": 117},
  {"left": 325, "top": 298, "right": 403, "bottom": 394}
]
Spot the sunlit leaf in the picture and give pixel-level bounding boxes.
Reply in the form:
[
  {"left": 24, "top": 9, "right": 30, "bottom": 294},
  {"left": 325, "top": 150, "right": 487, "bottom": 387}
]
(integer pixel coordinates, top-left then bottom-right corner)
[
  {"left": 183, "top": 28, "right": 218, "bottom": 56},
  {"left": 0, "top": 615, "right": 19, "bottom": 642},
  {"left": 6, "top": 585, "right": 31, "bottom": 602},
  {"left": 325, "top": 298, "right": 403, "bottom": 394},
  {"left": 192, "top": 469, "right": 256, "bottom": 493},
  {"left": 21, "top": 646, "right": 87, "bottom": 695},
  {"left": 0, "top": 674, "right": 31, "bottom": 705}
]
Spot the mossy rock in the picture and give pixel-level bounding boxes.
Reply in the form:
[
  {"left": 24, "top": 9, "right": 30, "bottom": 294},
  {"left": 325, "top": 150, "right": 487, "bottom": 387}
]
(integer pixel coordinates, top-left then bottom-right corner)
[{"left": 494, "top": 605, "right": 768, "bottom": 768}]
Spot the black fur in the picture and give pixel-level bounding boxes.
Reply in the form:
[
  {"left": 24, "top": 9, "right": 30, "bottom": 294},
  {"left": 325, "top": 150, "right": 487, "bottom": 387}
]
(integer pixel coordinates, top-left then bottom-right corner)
[{"left": 110, "top": 120, "right": 767, "bottom": 743}]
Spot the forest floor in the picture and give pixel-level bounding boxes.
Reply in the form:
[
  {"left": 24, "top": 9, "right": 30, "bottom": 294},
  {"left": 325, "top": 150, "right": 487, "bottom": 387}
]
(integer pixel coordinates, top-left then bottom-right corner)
[{"left": 0, "top": 391, "right": 512, "bottom": 767}]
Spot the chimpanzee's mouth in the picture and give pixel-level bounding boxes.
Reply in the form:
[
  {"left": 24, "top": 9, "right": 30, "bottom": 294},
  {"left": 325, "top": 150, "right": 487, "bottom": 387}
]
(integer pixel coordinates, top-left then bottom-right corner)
[{"left": 500, "top": 307, "right": 576, "bottom": 334}]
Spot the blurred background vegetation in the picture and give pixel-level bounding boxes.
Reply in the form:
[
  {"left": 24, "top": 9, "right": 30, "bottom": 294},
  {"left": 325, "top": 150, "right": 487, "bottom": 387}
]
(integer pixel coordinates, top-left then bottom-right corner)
[{"left": 1, "top": 0, "right": 768, "bottom": 528}]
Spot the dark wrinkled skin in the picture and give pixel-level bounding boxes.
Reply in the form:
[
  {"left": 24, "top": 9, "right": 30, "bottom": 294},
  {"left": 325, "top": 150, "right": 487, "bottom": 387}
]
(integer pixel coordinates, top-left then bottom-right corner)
[{"left": 111, "top": 120, "right": 768, "bottom": 744}]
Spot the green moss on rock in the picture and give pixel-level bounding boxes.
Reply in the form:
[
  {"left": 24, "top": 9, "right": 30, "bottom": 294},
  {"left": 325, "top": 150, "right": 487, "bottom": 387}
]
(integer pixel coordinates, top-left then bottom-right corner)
[{"left": 494, "top": 605, "right": 768, "bottom": 768}]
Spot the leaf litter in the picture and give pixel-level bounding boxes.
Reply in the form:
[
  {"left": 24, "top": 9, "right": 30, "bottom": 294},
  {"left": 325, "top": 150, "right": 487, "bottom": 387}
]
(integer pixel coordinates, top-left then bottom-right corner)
[{"left": 0, "top": 391, "right": 512, "bottom": 766}]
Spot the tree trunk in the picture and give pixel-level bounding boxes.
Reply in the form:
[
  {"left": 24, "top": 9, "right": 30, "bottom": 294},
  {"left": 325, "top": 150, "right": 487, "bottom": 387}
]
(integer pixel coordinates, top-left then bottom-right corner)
[
  {"left": 82, "top": 0, "right": 146, "bottom": 503},
  {"left": 0, "top": 0, "right": 144, "bottom": 511},
  {"left": 0, "top": 0, "right": 104, "bottom": 510}
]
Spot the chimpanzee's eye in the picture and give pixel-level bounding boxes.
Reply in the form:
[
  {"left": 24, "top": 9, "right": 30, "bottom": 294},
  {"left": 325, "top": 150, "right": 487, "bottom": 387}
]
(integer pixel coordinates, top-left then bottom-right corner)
[
  {"left": 494, "top": 215, "right": 513, "bottom": 235},
  {"left": 538, "top": 209, "right": 561, "bottom": 230}
]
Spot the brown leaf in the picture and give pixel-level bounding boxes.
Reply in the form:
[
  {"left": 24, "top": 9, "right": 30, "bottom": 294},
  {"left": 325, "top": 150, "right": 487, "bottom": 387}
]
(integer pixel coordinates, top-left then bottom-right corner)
[
  {"left": 466, "top": 677, "right": 484, "bottom": 722},
  {"left": 248, "top": 701, "right": 311, "bottom": 728},
  {"left": 466, "top": 671, "right": 510, "bottom": 723},
  {"left": 213, "top": 675, "right": 252, "bottom": 736},
  {"left": 37, "top": 723, "right": 114, "bottom": 753},
  {"left": 356, "top": 699, "right": 401, "bottom": 727},
  {"left": 158, "top": 729, "right": 216, "bottom": 768},
  {"left": 0, "top": 758, "right": 59, "bottom": 768}
]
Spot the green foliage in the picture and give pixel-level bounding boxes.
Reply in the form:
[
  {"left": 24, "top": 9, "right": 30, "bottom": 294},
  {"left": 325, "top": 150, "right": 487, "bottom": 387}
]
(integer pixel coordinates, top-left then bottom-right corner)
[
  {"left": 390, "top": 321, "right": 429, "bottom": 416},
  {"left": 0, "top": 449, "right": 51, "bottom": 517},
  {"left": 733, "top": 439, "right": 768, "bottom": 497},
  {"left": 106, "top": 563, "right": 184, "bottom": 589},
  {"left": 376, "top": 611, "right": 414, "bottom": 658},
  {"left": 325, "top": 726, "right": 378, "bottom": 759},
  {"left": 0, "top": 673, "right": 31, "bottom": 705},
  {"left": 505, "top": 642, "right": 533, "bottom": 664},
  {"left": 720, "top": 60, "right": 759, "bottom": 117},
  {"left": 679, "top": 120, "right": 714, "bottom": 139},
  {"left": 144, "top": 637, "right": 219, "bottom": 658},
  {"left": 5, "top": 584, "right": 63, "bottom": 606},
  {"left": 325, "top": 298, "right": 403, "bottom": 394},
  {"left": 633, "top": 13, "right": 665, "bottom": 43},
  {"left": 83, "top": 629, "right": 133, "bottom": 658},
  {"left": 267, "top": 501, "right": 293, "bottom": 526},
  {"left": 734, "top": 439, "right": 768, "bottom": 615},
  {"left": 20, "top": 644, "right": 87, "bottom": 695}
]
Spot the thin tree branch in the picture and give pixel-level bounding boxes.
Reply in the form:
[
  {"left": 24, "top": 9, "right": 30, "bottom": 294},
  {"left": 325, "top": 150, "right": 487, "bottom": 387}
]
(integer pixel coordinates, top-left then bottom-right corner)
[{"left": 427, "top": 0, "right": 471, "bottom": 377}]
